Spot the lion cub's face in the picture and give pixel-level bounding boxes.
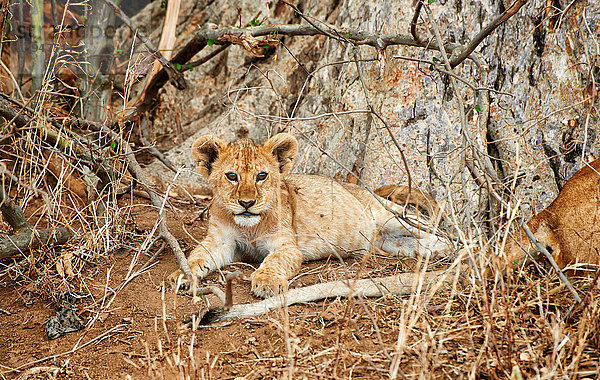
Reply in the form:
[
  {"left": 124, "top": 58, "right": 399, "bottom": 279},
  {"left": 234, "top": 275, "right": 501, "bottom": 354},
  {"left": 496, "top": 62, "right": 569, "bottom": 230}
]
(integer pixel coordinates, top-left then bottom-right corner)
[{"left": 191, "top": 133, "right": 298, "bottom": 228}]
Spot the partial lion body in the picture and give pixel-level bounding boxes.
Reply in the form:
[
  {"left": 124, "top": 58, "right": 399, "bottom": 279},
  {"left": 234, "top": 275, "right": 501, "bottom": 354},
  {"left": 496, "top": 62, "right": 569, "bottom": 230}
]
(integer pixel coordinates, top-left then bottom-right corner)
[
  {"left": 228, "top": 174, "right": 446, "bottom": 262},
  {"left": 169, "top": 133, "right": 449, "bottom": 297},
  {"left": 504, "top": 158, "right": 600, "bottom": 269}
]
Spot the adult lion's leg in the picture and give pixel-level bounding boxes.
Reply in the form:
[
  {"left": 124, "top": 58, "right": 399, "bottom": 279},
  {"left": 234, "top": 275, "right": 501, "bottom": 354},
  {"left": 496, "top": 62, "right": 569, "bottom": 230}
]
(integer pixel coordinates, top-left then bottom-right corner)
[
  {"left": 167, "top": 228, "right": 237, "bottom": 288},
  {"left": 250, "top": 236, "right": 303, "bottom": 298}
]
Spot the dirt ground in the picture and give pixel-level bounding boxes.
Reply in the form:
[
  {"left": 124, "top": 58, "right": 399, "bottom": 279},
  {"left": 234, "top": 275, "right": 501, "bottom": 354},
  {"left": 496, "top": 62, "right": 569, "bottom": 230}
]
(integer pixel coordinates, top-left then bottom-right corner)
[
  {"left": 0, "top": 174, "right": 598, "bottom": 379},
  {"left": 0, "top": 193, "right": 462, "bottom": 379}
]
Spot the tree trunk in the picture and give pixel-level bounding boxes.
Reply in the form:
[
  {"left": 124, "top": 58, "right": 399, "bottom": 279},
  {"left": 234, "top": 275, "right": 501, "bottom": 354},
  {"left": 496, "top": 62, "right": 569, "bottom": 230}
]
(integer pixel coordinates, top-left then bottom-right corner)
[{"left": 83, "top": 0, "right": 115, "bottom": 122}]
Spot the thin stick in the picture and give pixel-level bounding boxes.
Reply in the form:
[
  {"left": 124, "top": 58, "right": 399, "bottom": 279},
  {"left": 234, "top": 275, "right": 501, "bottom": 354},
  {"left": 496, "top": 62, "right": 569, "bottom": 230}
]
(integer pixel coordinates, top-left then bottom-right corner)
[
  {"left": 224, "top": 271, "right": 241, "bottom": 310},
  {"left": 449, "top": 0, "right": 528, "bottom": 67},
  {"left": 140, "top": 115, "right": 178, "bottom": 173}
]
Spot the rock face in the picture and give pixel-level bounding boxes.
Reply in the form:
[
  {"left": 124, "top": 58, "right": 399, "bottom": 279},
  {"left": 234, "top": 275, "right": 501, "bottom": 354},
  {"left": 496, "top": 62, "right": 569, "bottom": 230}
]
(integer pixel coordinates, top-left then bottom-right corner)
[{"left": 138, "top": 0, "right": 599, "bottom": 224}]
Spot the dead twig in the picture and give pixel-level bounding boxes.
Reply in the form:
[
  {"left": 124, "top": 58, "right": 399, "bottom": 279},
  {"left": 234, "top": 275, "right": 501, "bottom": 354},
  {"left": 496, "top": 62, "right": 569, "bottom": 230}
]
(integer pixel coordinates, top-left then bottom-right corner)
[
  {"left": 410, "top": 1, "right": 424, "bottom": 45},
  {"left": 199, "top": 270, "right": 453, "bottom": 324},
  {"left": 449, "top": 0, "right": 529, "bottom": 67},
  {"left": 0, "top": 227, "right": 73, "bottom": 259},
  {"left": 139, "top": 114, "right": 178, "bottom": 173},
  {"left": 0, "top": 182, "right": 31, "bottom": 233}
]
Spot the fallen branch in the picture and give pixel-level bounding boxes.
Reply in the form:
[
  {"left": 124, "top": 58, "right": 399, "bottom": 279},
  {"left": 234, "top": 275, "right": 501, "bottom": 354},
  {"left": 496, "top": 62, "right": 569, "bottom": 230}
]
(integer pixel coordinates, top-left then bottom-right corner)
[
  {"left": 199, "top": 270, "right": 453, "bottom": 324},
  {"left": 0, "top": 183, "right": 31, "bottom": 233},
  {"left": 0, "top": 227, "right": 73, "bottom": 259},
  {"left": 0, "top": 185, "right": 73, "bottom": 259}
]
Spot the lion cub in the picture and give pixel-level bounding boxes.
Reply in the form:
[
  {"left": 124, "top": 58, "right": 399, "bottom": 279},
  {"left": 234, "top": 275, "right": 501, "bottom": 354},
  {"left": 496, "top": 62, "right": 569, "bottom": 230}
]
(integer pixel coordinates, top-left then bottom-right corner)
[
  {"left": 502, "top": 158, "right": 600, "bottom": 271},
  {"left": 169, "top": 133, "right": 450, "bottom": 297}
]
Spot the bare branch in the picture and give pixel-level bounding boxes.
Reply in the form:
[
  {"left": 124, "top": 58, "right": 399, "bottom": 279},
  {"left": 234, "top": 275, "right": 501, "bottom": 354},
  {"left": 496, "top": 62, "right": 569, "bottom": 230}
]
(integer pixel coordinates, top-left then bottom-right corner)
[
  {"left": 0, "top": 183, "right": 31, "bottom": 233},
  {"left": 410, "top": 1, "right": 424, "bottom": 44},
  {"left": 0, "top": 183, "right": 72, "bottom": 259},
  {"left": 0, "top": 227, "right": 73, "bottom": 259},
  {"left": 224, "top": 271, "right": 241, "bottom": 311},
  {"left": 132, "top": 0, "right": 528, "bottom": 115},
  {"left": 450, "top": 0, "right": 529, "bottom": 67},
  {"left": 199, "top": 270, "right": 454, "bottom": 324},
  {"left": 139, "top": 115, "right": 178, "bottom": 173}
]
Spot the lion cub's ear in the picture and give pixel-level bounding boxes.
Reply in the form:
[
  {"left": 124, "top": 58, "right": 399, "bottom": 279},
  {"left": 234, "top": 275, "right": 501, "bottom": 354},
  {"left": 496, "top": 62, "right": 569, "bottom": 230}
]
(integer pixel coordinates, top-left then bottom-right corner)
[
  {"left": 263, "top": 133, "right": 298, "bottom": 174},
  {"left": 191, "top": 135, "right": 226, "bottom": 177}
]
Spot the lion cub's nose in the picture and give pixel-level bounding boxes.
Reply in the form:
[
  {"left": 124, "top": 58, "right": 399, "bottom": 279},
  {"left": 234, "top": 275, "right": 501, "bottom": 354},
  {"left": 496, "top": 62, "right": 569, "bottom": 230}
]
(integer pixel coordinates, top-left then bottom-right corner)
[{"left": 238, "top": 200, "right": 256, "bottom": 209}]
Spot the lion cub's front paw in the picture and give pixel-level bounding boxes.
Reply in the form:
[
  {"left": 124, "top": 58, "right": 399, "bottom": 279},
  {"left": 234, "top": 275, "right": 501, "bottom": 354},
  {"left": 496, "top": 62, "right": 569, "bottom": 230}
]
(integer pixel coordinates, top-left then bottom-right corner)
[
  {"left": 250, "top": 267, "right": 288, "bottom": 298},
  {"left": 167, "top": 262, "right": 211, "bottom": 291}
]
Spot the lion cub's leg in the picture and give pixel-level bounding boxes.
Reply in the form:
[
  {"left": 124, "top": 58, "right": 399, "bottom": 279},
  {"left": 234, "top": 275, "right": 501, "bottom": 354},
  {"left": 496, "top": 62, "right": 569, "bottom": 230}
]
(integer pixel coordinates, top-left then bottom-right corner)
[
  {"left": 374, "top": 203, "right": 450, "bottom": 258},
  {"left": 250, "top": 233, "right": 303, "bottom": 298},
  {"left": 167, "top": 226, "right": 237, "bottom": 288}
]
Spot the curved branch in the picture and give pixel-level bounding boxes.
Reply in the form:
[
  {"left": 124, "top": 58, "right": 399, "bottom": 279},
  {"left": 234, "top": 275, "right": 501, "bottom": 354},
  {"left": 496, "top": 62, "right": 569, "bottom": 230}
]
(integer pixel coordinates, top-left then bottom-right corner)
[
  {"left": 199, "top": 270, "right": 454, "bottom": 324},
  {"left": 450, "top": 0, "right": 528, "bottom": 67},
  {"left": 0, "top": 184, "right": 73, "bottom": 259},
  {"left": 410, "top": 1, "right": 424, "bottom": 44},
  {"left": 0, "top": 227, "right": 73, "bottom": 259},
  {"left": 0, "top": 185, "right": 31, "bottom": 233}
]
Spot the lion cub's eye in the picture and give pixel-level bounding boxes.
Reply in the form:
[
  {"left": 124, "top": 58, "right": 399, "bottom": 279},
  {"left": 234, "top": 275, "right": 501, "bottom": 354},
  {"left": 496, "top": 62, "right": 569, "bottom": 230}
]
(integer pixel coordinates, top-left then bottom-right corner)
[
  {"left": 256, "top": 172, "right": 268, "bottom": 182},
  {"left": 225, "top": 172, "right": 238, "bottom": 182}
]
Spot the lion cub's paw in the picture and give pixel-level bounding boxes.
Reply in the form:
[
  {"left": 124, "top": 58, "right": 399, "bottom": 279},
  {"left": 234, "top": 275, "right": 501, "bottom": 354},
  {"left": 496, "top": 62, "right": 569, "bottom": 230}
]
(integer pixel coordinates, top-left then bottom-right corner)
[
  {"left": 167, "top": 263, "right": 211, "bottom": 291},
  {"left": 250, "top": 268, "right": 288, "bottom": 298}
]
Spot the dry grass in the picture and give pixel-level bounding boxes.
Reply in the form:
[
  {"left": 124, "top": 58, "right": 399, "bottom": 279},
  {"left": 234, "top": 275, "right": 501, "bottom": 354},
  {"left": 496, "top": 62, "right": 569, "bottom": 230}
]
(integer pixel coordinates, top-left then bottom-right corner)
[
  {"left": 1, "top": 8, "right": 599, "bottom": 379},
  {"left": 2, "top": 99, "right": 599, "bottom": 379}
]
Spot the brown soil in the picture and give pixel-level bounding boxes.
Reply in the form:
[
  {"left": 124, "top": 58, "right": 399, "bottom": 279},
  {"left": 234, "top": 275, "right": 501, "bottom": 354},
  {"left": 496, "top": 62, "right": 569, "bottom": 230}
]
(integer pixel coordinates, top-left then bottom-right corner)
[
  {"left": 0, "top": 194, "right": 437, "bottom": 379},
  {"left": 1, "top": 194, "right": 598, "bottom": 379}
]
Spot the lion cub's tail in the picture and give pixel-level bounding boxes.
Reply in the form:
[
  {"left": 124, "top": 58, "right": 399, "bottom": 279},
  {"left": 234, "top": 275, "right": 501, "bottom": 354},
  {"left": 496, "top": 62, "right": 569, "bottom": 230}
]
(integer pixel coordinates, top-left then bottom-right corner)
[{"left": 374, "top": 185, "right": 441, "bottom": 222}]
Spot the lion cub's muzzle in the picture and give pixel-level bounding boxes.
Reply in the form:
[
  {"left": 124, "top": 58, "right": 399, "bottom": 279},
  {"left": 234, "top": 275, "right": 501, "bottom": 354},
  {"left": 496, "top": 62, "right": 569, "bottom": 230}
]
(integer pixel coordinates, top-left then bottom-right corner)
[{"left": 233, "top": 199, "right": 262, "bottom": 227}]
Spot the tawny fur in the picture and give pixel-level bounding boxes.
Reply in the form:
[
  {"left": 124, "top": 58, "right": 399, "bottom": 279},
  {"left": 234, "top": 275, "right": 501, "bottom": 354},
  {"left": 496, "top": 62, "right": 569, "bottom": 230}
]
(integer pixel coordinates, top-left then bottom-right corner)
[
  {"left": 503, "top": 158, "right": 600, "bottom": 269},
  {"left": 168, "top": 133, "right": 450, "bottom": 297},
  {"left": 374, "top": 184, "right": 441, "bottom": 220}
]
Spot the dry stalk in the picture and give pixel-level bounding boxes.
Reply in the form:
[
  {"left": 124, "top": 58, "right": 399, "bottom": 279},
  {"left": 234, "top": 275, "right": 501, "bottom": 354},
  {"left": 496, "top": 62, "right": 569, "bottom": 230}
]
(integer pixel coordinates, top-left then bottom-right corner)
[{"left": 87, "top": 122, "right": 193, "bottom": 280}]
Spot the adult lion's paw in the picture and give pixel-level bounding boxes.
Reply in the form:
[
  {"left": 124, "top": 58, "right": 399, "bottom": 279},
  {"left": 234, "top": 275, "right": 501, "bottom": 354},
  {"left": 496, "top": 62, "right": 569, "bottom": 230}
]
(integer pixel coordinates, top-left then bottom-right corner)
[
  {"left": 167, "top": 263, "right": 211, "bottom": 291},
  {"left": 250, "top": 267, "right": 288, "bottom": 298}
]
